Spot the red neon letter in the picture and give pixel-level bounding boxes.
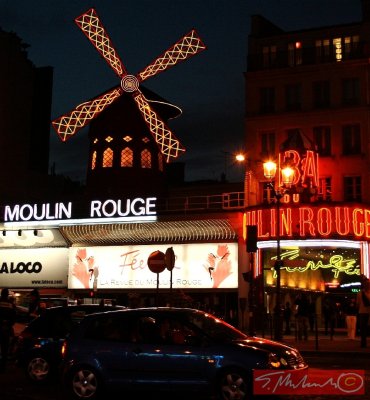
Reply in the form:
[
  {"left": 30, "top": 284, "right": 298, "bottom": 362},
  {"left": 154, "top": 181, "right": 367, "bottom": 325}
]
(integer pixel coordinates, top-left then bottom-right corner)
[
  {"left": 281, "top": 150, "right": 300, "bottom": 186},
  {"left": 302, "top": 150, "right": 319, "bottom": 187},
  {"left": 335, "top": 207, "right": 350, "bottom": 236},
  {"left": 317, "top": 207, "right": 332, "bottom": 236},
  {"left": 257, "top": 209, "right": 270, "bottom": 238},
  {"left": 299, "top": 207, "right": 315, "bottom": 237},
  {"left": 353, "top": 208, "right": 364, "bottom": 237},
  {"left": 365, "top": 209, "right": 370, "bottom": 238},
  {"left": 281, "top": 208, "right": 293, "bottom": 237},
  {"left": 270, "top": 209, "right": 276, "bottom": 237}
]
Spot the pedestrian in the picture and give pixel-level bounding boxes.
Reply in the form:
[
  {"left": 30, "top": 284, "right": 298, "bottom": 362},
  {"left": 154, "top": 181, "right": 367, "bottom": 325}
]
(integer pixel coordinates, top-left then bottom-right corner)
[
  {"left": 28, "top": 288, "right": 41, "bottom": 319},
  {"left": 308, "top": 300, "right": 316, "bottom": 332},
  {"left": 344, "top": 297, "right": 357, "bottom": 340},
  {"left": 356, "top": 278, "right": 370, "bottom": 348},
  {"left": 294, "top": 293, "right": 309, "bottom": 341},
  {"left": 322, "top": 296, "right": 336, "bottom": 338},
  {"left": 0, "top": 288, "right": 16, "bottom": 372},
  {"left": 283, "top": 302, "right": 292, "bottom": 335}
]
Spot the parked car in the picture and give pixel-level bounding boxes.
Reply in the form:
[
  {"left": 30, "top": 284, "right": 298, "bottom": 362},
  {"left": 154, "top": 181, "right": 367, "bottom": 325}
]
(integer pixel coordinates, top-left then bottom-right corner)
[
  {"left": 39, "top": 297, "right": 70, "bottom": 308},
  {"left": 15, "top": 304, "right": 125, "bottom": 383},
  {"left": 60, "top": 307, "right": 308, "bottom": 400}
]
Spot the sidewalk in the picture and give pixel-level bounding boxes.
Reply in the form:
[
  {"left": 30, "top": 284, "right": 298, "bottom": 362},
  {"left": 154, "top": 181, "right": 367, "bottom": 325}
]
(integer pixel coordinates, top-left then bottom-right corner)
[{"left": 261, "top": 329, "right": 370, "bottom": 354}]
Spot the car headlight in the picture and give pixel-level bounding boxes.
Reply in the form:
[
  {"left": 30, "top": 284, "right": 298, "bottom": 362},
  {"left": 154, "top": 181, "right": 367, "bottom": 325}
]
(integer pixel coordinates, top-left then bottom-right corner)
[{"left": 268, "top": 353, "right": 288, "bottom": 369}]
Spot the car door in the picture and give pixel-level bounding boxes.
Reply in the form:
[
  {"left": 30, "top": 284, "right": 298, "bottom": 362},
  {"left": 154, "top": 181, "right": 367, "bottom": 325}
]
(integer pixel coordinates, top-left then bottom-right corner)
[
  {"left": 82, "top": 313, "right": 168, "bottom": 387},
  {"left": 128, "top": 312, "right": 211, "bottom": 391}
]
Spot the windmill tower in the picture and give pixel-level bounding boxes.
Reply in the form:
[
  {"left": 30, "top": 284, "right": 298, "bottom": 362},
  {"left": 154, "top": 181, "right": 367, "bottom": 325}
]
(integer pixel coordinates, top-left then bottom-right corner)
[{"left": 52, "top": 8, "right": 206, "bottom": 198}]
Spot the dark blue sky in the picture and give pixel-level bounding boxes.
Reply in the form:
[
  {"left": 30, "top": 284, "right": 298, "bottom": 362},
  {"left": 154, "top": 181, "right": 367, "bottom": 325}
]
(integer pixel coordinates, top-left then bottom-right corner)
[{"left": 0, "top": 0, "right": 362, "bottom": 183}]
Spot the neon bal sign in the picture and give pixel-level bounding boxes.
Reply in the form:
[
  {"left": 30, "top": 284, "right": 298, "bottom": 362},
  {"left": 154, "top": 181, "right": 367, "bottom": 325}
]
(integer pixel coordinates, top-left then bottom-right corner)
[{"left": 278, "top": 149, "right": 319, "bottom": 190}]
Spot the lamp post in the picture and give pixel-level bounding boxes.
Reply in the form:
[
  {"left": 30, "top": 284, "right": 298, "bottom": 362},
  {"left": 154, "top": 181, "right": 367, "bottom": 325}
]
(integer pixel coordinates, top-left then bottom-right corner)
[{"left": 263, "top": 161, "right": 294, "bottom": 341}]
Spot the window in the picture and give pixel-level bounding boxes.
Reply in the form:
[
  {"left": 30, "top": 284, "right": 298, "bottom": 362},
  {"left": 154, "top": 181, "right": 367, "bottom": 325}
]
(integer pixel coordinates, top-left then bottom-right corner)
[
  {"left": 342, "top": 78, "right": 360, "bottom": 105},
  {"left": 91, "top": 151, "right": 97, "bottom": 170},
  {"left": 260, "top": 132, "right": 275, "bottom": 157},
  {"left": 344, "top": 176, "right": 362, "bottom": 202},
  {"left": 141, "top": 149, "right": 151, "bottom": 168},
  {"left": 259, "top": 87, "right": 275, "bottom": 113},
  {"left": 344, "top": 35, "right": 359, "bottom": 59},
  {"left": 313, "top": 126, "right": 331, "bottom": 156},
  {"left": 315, "top": 39, "right": 330, "bottom": 62},
  {"left": 85, "top": 316, "right": 132, "bottom": 342},
  {"left": 316, "top": 36, "right": 360, "bottom": 63},
  {"left": 102, "top": 148, "right": 113, "bottom": 168},
  {"left": 342, "top": 124, "right": 361, "bottom": 155},
  {"left": 121, "top": 147, "right": 133, "bottom": 167},
  {"left": 288, "top": 42, "right": 302, "bottom": 67},
  {"left": 312, "top": 81, "right": 330, "bottom": 108},
  {"left": 285, "top": 83, "right": 302, "bottom": 111},
  {"left": 317, "top": 177, "right": 332, "bottom": 201},
  {"left": 262, "top": 182, "right": 270, "bottom": 204},
  {"left": 262, "top": 45, "right": 277, "bottom": 68}
]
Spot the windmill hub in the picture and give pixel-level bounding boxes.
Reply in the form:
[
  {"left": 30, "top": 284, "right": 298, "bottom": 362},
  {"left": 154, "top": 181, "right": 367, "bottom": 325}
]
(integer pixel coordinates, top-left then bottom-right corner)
[{"left": 121, "top": 75, "right": 139, "bottom": 93}]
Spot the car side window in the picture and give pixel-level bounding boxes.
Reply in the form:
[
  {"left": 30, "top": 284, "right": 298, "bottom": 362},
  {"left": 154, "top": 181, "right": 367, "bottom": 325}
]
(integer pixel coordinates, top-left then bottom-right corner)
[
  {"left": 69, "top": 311, "right": 88, "bottom": 329},
  {"left": 134, "top": 316, "right": 162, "bottom": 344},
  {"left": 165, "top": 318, "right": 198, "bottom": 345},
  {"left": 39, "top": 311, "right": 72, "bottom": 337},
  {"left": 134, "top": 315, "right": 199, "bottom": 346},
  {"left": 84, "top": 316, "right": 131, "bottom": 342}
]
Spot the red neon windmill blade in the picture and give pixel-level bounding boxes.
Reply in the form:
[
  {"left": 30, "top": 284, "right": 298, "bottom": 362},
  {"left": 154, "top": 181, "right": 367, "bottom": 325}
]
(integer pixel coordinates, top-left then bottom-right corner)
[
  {"left": 52, "top": 8, "right": 206, "bottom": 162},
  {"left": 74, "top": 8, "right": 127, "bottom": 79},
  {"left": 137, "top": 28, "right": 206, "bottom": 83}
]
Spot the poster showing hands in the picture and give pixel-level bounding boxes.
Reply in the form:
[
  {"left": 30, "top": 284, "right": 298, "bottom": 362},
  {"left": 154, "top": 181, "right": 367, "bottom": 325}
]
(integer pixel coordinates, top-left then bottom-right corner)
[{"left": 69, "top": 242, "right": 238, "bottom": 290}]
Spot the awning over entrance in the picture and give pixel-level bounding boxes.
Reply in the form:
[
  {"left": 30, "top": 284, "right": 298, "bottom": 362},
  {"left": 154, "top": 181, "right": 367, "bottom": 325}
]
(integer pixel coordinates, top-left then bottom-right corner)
[
  {"left": 0, "top": 229, "right": 68, "bottom": 249},
  {"left": 60, "top": 219, "right": 238, "bottom": 246}
]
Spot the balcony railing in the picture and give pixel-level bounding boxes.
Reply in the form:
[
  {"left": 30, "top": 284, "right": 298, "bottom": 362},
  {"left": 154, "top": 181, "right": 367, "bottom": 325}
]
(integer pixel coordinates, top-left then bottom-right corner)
[{"left": 156, "top": 191, "right": 245, "bottom": 214}]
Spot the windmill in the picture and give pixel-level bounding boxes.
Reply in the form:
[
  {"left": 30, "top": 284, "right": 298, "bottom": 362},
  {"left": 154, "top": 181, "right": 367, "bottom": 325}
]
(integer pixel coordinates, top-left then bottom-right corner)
[{"left": 52, "top": 8, "right": 206, "bottom": 164}]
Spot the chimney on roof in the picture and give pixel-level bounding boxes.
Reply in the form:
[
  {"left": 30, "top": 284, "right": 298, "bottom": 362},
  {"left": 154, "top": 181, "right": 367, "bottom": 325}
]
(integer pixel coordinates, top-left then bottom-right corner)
[{"left": 362, "top": 0, "right": 370, "bottom": 21}]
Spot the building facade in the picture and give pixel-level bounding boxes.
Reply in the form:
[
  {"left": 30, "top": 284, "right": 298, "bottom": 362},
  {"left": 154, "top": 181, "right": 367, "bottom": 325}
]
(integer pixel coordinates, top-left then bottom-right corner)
[
  {"left": 244, "top": 0, "right": 370, "bottom": 331},
  {"left": 0, "top": 28, "right": 53, "bottom": 203},
  {"left": 0, "top": 24, "right": 244, "bottom": 325}
]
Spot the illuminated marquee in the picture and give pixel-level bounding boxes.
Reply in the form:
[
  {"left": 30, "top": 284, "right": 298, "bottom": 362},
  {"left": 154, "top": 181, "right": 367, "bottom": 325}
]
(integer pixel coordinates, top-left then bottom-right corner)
[
  {"left": 2, "top": 197, "right": 157, "bottom": 227},
  {"left": 244, "top": 204, "right": 370, "bottom": 240},
  {"left": 68, "top": 243, "right": 238, "bottom": 290},
  {"left": 261, "top": 243, "right": 362, "bottom": 291},
  {"left": 270, "top": 249, "right": 360, "bottom": 278}
]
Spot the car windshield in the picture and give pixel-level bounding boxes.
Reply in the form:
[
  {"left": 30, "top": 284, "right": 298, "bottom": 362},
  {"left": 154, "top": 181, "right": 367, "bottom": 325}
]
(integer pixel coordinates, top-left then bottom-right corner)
[{"left": 188, "top": 311, "right": 247, "bottom": 341}]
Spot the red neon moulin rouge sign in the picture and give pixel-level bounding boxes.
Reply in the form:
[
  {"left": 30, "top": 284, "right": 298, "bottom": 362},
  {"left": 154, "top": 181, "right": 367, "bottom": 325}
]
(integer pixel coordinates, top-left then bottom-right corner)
[{"left": 244, "top": 205, "right": 370, "bottom": 240}]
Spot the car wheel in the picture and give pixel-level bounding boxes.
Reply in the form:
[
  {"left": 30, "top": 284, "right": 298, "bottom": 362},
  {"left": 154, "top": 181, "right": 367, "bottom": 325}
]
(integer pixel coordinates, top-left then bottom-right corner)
[
  {"left": 26, "top": 357, "right": 51, "bottom": 382},
  {"left": 217, "top": 368, "right": 250, "bottom": 400},
  {"left": 68, "top": 367, "right": 100, "bottom": 399}
]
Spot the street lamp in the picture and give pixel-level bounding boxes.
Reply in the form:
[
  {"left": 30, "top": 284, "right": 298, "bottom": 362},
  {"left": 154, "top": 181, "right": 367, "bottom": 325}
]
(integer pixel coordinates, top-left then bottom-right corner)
[{"left": 263, "top": 161, "right": 294, "bottom": 341}]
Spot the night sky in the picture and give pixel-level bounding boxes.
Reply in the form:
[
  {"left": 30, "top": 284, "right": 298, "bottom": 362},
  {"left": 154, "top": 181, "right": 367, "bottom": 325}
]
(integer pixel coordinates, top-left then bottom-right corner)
[{"left": 0, "top": 0, "right": 362, "bottom": 183}]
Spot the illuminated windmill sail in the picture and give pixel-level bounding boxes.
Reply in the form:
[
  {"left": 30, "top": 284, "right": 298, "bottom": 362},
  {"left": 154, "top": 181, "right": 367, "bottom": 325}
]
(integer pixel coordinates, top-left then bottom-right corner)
[{"left": 52, "top": 8, "right": 206, "bottom": 162}]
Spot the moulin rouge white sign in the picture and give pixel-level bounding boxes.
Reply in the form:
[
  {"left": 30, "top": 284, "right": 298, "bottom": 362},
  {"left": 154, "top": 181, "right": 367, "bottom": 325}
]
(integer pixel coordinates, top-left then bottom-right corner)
[{"left": 2, "top": 197, "right": 157, "bottom": 226}]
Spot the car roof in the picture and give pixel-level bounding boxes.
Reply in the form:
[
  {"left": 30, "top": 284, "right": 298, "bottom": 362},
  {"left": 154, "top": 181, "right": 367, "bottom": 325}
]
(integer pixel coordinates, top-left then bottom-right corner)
[
  {"left": 25, "top": 304, "right": 126, "bottom": 327},
  {"left": 42, "top": 304, "right": 124, "bottom": 312},
  {"left": 79, "top": 307, "right": 204, "bottom": 320}
]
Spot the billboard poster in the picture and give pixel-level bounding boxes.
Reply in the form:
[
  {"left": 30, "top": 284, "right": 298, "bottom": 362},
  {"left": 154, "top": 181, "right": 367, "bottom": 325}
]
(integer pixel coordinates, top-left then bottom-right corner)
[
  {"left": 68, "top": 242, "right": 238, "bottom": 290},
  {"left": 0, "top": 248, "right": 68, "bottom": 287}
]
